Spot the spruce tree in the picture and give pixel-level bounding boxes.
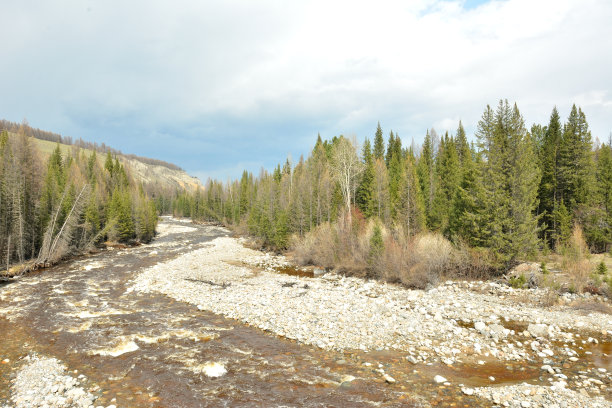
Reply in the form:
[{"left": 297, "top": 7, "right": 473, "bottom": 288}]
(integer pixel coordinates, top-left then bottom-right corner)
[
  {"left": 558, "top": 105, "right": 595, "bottom": 211},
  {"left": 477, "top": 101, "right": 541, "bottom": 261},
  {"left": 537, "top": 107, "right": 563, "bottom": 247},
  {"left": 416, "top": 130, "right": 435, "bottom": 228},
  {"left": 385, "top": 131, "right": 395, "bottom": 167},
  {"left": 455, "top": 121, "right": 470, "bottom": 166},
  {"left": 431, "top": 133, "right": 460, "bottom": 234},
  {"left": 387, "top": 136, "right": 403, "bottom": 221},
  {"left": 373, "top": 122, "right": 385, "bottom": 160},
  {"left": 356, "top": 139, "right": 375, "bottom": 217}
]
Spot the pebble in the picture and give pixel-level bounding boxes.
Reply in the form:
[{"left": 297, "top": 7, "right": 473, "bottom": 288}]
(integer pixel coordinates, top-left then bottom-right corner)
[{"left": 9, "top": 355, "right": 100, "bottom": 408}]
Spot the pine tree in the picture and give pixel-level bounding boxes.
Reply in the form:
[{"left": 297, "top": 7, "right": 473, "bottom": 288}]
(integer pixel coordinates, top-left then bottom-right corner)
[
  {"left": 385, "top": 131, "right": 395, "bottom": 169},
  {"left": 598, "top": 142, "right": 612, "bottom": 215},
  {"left": 431, "top": 133, "right": 460, "bottom": 233},
  {"left": 356, "top": 139, "right": 375, "bottom": 217},
  {"left": 417, "top": 130, "right": 435, "bottom": 227},
  {"left": 476, "top": 101, "right": 541, "bottom": 261},
  {"left": 559, "top": 105, "right": 595, "bottom": 211},
  {"left": 537, "top": 107, "right": 563, "bottom": 247},
  {"left": 597, "top": 142, "right": 612, "bottom": 252},
  {"left": 455, "top": 121, "right": 470, "bottom": 166},
  {"left": 373, "top": 122, "right": 385, "bottom": 160},
  {"left": 449, "top": 149, "right": 489, "bottom": 246},
  {"left": 387, "top": 135, "right": 403, "bottom": 221}
]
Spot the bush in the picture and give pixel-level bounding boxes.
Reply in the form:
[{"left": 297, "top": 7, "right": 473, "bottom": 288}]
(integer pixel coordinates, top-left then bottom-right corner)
[
  {"left": 561, "top": 224, "right": 592, "bottom": 293},
  {"left": 596, "top": 260, "right": 608, "bottom": 275},
  {"left": 509, "top": 273, "right": 527, "bottom": 289},
  {"left": 368, "top": 224, "right": 384, "bottom": 269}
]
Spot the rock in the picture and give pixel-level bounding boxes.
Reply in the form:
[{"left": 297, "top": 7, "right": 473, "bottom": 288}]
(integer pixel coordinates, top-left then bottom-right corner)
[
  {"left": 461, "top": 387, "right": 474, "bottom": 395},
  {"left": 340, "top": 375, "right": 355, "bottom": 383},
  {"left": 434, "top": 375, "right": 447, "bottom": 384},
  {"left": 382, "top": 373, "right": 396, "bottom": 384},
  {"left": 521, "top": 402, "right": 531, "bottom": 408},
  {"left": 541, "top": 365, "right": 555, "bottom": 374},
  {"left": 528, "top": 323, "right": 549, "bottom": 338},
  {"left": 313, "top": 268, "right": 326, "bottom": 276},
  {"left": 474, "top": 321, "right": 487, "bottom": 333}
]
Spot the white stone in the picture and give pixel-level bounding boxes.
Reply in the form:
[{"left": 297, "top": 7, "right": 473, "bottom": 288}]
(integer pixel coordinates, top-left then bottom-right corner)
[{"left": 434, "top": 375, "right": 447, "bottom": 384}]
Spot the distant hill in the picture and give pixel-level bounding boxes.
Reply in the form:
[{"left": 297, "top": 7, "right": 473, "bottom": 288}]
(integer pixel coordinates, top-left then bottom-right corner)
[{"left": 2, "top": 119, "right": 202, "bottom": 193}]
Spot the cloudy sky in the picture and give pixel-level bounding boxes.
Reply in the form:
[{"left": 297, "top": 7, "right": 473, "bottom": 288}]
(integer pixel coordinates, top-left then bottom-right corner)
[{"left": 1, "top": 0, "right": 611, "bottom": 180}]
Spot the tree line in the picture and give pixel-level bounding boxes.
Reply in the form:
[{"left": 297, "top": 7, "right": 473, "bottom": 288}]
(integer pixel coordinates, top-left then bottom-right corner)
[
  {"left": 0, "top": 127, "right": 158, "bottom": 274},
  {"left": 176, "top": 100, "right": 611, "bottom": 268}
]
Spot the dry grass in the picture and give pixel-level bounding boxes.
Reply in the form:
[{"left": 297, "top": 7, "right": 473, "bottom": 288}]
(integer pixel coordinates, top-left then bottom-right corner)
[
  {"left": 291, "top": 214, "right": 493, "bottom": 289},
  {"left": 560, "top": 225, "right": 593, "bottom": 293}
]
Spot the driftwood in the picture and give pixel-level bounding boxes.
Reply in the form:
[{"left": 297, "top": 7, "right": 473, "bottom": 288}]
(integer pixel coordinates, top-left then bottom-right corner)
[{"left": 184, "top": 278, "right": 231, "bottom": 288}]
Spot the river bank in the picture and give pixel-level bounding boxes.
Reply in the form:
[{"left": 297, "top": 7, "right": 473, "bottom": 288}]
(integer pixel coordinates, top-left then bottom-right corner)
[{"left": 133, "top": 225, "right": 612, "bottom": 408}]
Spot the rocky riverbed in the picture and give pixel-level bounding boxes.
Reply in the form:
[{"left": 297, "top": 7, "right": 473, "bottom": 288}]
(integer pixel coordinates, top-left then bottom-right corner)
[{"left": 132, "top": 227, "right": 612, "bottom": 408}]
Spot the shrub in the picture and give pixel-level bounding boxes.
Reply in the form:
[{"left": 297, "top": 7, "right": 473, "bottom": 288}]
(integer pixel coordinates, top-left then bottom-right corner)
[
  {"left": 596, "top": 260, "right": 608, "bottom": 275},
  {"left": 509, "top": 273, "right": 527, "bottom": 289},
  {"left": 561, "top": 224, "right": 592, "bottom": 293},
  {"left": 541, "top": 262, "right": 549, "bottom": 275},
  {"left": 368, "top": 224, "right": 384, "bottom": 269}
]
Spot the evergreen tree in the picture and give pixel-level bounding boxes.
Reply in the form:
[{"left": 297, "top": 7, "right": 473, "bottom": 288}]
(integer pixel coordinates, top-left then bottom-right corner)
[
  {"left": 558, "top": 105, "right": 595, "bottom": 211},
  {"left": 387, "top": 135, "right": 403, "bottom": 221},
  {"left": 373, "top": 122, "right": 385, "bottom": 160},
  {"left": 356, "top": 139, "right": 375, "bottom": 217},
  {"left": 477, "top": 101, "right": 541, "bottom": 261},
  {"left": 455, "top": 120, "right": 470, "bottom": 166},
  {"left": 430, "top": 133, "right": 460, "bottom": 233},
  {"left": 537, "top": 107, "right": 563, "bottom": 247},
  {"left": 416, "top": 130, "right": 435, "bottom": 227},
  {"left": 385, "top": 131, "right": 395, "bottom": 167}
]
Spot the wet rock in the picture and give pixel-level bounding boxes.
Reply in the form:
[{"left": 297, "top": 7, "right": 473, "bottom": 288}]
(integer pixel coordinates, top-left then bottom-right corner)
[{"left": 433, "top": 375, "right": 447, "bottom": 384}]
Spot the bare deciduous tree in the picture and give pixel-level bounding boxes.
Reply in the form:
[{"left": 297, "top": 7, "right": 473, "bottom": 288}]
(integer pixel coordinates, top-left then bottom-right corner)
[{"left": 330, "top": 136, "right": 363, "bottom": 223}]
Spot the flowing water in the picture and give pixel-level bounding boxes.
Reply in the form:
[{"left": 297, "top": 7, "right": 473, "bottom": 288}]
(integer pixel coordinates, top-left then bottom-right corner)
[{"left": 0, "top": 218, "right": 609, "bottom": 407}]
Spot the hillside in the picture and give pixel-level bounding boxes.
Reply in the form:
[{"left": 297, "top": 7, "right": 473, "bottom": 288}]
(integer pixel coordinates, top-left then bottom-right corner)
[{"left": 6, "top": 131, "right": 203, "bottom": 193}]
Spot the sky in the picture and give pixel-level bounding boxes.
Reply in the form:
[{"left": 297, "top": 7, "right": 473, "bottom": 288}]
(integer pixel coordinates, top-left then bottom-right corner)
[{"left": 1, "top": 0, "right": 611, "bottom": 181}]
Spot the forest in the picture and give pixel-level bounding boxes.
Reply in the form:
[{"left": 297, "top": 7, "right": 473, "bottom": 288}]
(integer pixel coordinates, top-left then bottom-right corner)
[
  {"left": 174, "top": 100, "right": 612, "bottom": 288},
  {"left": 0, "top": 126, "right": 158, "bottom": 275}
]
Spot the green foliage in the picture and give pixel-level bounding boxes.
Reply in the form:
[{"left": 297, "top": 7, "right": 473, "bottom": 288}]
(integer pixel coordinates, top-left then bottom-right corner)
[
  {"left": 430, "top": 133, "right": 460, "bottom": 233},
  {"left": 373, "top": 122, "right": 385, "bottom": 160},
  {"left": 417, "top": 130, "right": 435, "bottom": 227},
  {"left": 368, "top": 224, "right": 384, "bottom": 266},
  {"left": 471, "top": 101, "right": 541, "bottom": 263},
  {"left": 356, "top": 139, "right": 375, "bottom": 217},
  {"left": 537, "top": 107, "right": 563, "bottom": 248},
  {"left": 540, "top": 262, "right": 549, "bottom": 275},
  {"left": 509, "top": 273, "right": 527, "bottom": 289},
  {"left": 596, "top": 260, "right": 608, "bottom": 275}
]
